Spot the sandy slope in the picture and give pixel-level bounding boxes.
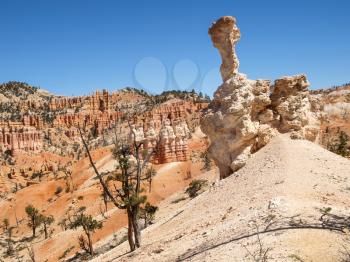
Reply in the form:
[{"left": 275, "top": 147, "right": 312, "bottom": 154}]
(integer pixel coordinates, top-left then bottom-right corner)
[
  {"left": 93, "top": 134, "right": 350, "bottom": 262},
  {"left": 0, "top": 132, "right": 214, "bottom": 261}
]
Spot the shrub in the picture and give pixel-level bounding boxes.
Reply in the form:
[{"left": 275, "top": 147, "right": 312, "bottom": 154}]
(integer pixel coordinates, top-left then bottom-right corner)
[
  {"left": 55, "top": 186, "right": 63, "bottom": 195},
  {"left": 185, "top": 179, "right": 208, "bottom": 198},
  {"left": 171, "top": 197, "right": 187, "bottom": 204},
  {"left": 31, "top": 171, "right": 44, "bottom": 181},
  {"left": 58, "top": 246, "right": 75, "bottom": 260},
  {"left": 138, "top": 202, "right": 158, "bottom": 228},
  {"left": 69, "top": 209, "right": 102, "bottom": 255},
  {"left": 200, "top": 151, "right": 212, "bottom": 171},
  {"left": 328, "top": 131, "right": 349, "bottom": 157}
]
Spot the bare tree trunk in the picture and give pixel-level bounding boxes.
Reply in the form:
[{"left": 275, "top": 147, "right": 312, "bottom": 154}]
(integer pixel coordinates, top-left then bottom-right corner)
[
  {"left": 132, "top": 208, "right": 141, "bottom": 248},
  {"left": 7, "top": 228, "right": 13, "bottom": 255},
  {"left": 127, "top": 209, "right": 135, "bottom": 251},
  {"left": 87, "top": 232, "right": 93, "bottom": 255},
  {"left": 132, "top": 142, "right": 142, "bottom": 248},
  {"left": 32, "top": 224, "right": 36, "bottom": 238},
  {"left": 44, "top": 224, "right": 48, "bottom": 239},
  {"left": 78, "top": 127, "right": 118, "bottom": 208},
  {"left": 103, "top": 189, "right": 108, "bottom": 213},
  {"left": 149, "top": 175, "right": 152, "bottom": 193}
]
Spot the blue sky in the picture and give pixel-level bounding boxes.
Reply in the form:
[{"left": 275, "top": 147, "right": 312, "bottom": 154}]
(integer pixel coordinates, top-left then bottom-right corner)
[{"left": 0, "top": 0, "right": 349, "bottom": 96}]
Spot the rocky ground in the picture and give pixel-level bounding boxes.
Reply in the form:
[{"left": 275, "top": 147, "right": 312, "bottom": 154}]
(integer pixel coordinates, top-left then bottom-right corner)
[{"left": 93, "top": 134, "right": 350, "bottom": 262}]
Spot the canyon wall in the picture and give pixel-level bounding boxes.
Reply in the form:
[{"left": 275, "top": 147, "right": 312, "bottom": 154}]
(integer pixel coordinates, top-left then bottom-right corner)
[
  {"left": 0, "top": 86, "right": 208, "bottom": 164},
  {"left": 0, "top": 126, "right": 43, "bottom": 155}
]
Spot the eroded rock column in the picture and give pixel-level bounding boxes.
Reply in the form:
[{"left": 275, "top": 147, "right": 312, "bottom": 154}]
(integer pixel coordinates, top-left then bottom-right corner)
[
  {"left": 208, "top": 16, "right": 241, "bottom": 81},
  {"left": 201, "top": 16, "right": 320, "bottom": 179}
]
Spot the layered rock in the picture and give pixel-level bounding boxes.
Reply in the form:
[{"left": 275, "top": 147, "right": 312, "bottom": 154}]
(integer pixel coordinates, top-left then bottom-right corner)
[
  {"left": 23, "top": 115, "right": 44, "bottom": 129},
  {"left": 0, "top": 82, "right": 208, "bottom": 161},
  {"left": 53, "top": 111, "right": 122, "bottom": 135},
  {"left": 129, "top": 118, "right": 191, "bottom": 164},
  {"left": 140, "top": 100, "right": 207, "bottom": 130},
  {"left": 311, "top": 84, "right": 350, "bottom": 152},
  {"left": 124, "top": 99, "right": 206, "bottom": 164},
  {"left": 50, "top": 96, "right": 84, "bottom": 111},
  {"left": 0, "top": 126, "right": 43, "bottom": 155},
  {"left": 201, "top": 16, "right": 320, "bottom": 179}
]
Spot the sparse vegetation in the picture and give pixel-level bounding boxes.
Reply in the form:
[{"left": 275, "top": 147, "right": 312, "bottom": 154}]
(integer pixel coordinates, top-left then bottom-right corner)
[
  {"left": 69, "top": 207, "right": 102, "bottom": 255},
  {"left": 1, "top": 218, "right": 14, "bottom": 255},
  {"left": 289, "top": 254, "right": 305, "bottom": 262},
  {"left": 328, "top": 131, "right": 349, "bottom": 157},
  {"left": 78, "top": 114, "right": 161, "bottom": 251},
  {"left": 185, "top": 179, "right": 208, "bottom": 198},
  {"left": 0, "top": 81, "right": 38, "bottom": 99},
  {"left": 31, "top": 171, "right": 44, "bottom": 181},
  {"left": 200, "top": 150, "right": 212, "bottom": 171},
  {"left": 138, "top": 202, "right": 158, "bottom": 228},
  {"left": 55, "top": 186, "right": 63, "bottom": 195},
  {"left": 41, "top": 214, "right": 54, "bottom": 239},
  {"left": 58, "top": 218, "right": 68, "bottom": 231},
  {"left": 171, "top": 196, "right": 187, "bottom": 204},
  {"left": 25, "top": 205, "right": 42, "bottom": 238},
  {"left": 243, "top": 228, "right": 271, "bottom": 262},
  {"left": 58, "top": 246, "right": 75, "bottom": 260}
]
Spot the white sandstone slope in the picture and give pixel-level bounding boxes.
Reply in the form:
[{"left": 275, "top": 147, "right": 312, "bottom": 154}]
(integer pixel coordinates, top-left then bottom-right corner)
[{"left": 93, "top": 134, "right": 350, "bottom": 262}]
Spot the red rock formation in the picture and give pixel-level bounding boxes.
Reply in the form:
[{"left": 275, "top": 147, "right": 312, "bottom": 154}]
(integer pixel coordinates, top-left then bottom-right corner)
[
  {"left": 50, "top": 90, "right": 112, "bottom": 112},
  {"left": 49, "top": 96, "right": 84, "bottom": 111},
  {"left": 88, "top": 90, "right": 110, "bottom": 113},
  {"left": 129, "top": 118, "right": 191, "bottom": 164},
  {"left": 23, "top": 115, "right": 44, "bottom": 129},
  {"left": 53, "top": 111, "right": 123, "bottom": 136},
  {"left": 125, "top": 100, "right": 207, "bottom": 164},
  {"left": 0, "top": 126, "right": 43, "bottom": 155},
  {"left": 0, "top": 86, "right": 208, "bottom": 163}
]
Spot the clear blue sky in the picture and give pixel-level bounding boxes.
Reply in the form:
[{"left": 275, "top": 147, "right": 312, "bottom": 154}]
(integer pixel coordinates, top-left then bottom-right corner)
[{"left": 1, "top": 0, "right": 349, "bottom": 96}]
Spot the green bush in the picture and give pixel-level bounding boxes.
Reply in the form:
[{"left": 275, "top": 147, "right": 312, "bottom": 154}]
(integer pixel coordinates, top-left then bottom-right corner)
[{"left": 185, "top": 179, "right": 208, "bottom": 198}]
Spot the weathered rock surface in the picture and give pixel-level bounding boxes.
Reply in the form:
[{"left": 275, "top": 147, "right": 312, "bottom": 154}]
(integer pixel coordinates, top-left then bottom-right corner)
[
  {"left": 208, "top": 16, "right": 240, "bottom": 81},
  {"left": 0, "top": 126, "right": 43, "bottom": 155},
  {"left": 0, "top": 83, "right": 208, "bottom": 161},
  {"left": 312, "top": 84, "right": 350, "bottom": 154},
  {"left": 201, "top": 16, "right": 320, "bottom": 178},
  {"left": 129, "top": 118, "right": 190, "bottom": 164}
]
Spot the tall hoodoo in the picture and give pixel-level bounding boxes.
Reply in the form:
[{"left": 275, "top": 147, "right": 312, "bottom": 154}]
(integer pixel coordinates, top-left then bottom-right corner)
[
  {"left": 201, "top": 16, "right": 320, "bottom": 179},
  {"left": 208, "top": 16, "right": 241, "bottom": 81}
]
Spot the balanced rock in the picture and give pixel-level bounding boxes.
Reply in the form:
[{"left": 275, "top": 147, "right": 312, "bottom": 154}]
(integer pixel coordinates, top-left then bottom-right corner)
[{"left": 201, "top": 16, "right": 320, "bottom": 179}]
